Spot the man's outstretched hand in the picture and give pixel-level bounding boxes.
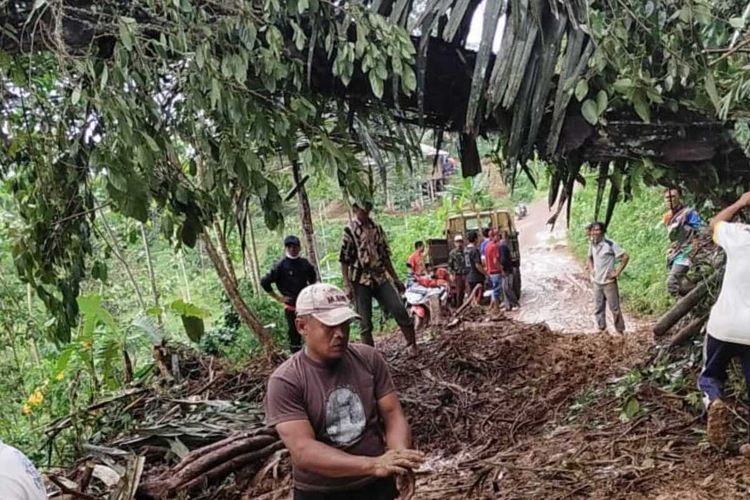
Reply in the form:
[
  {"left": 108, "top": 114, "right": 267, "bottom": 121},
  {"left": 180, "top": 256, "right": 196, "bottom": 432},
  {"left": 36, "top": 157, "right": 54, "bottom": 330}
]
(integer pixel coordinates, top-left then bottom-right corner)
[
  {"left": 739, "top": 191, "right": 750, "bottom": 207},
  {"left": 371, "top": 449, "right": 425, "bottom": 478}
]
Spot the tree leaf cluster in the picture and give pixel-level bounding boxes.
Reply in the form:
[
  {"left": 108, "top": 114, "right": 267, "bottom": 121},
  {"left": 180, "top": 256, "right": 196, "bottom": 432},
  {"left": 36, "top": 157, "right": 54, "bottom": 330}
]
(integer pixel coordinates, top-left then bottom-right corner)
[{"left": 0, "top": 0, "right": 418, "bottom": 341}]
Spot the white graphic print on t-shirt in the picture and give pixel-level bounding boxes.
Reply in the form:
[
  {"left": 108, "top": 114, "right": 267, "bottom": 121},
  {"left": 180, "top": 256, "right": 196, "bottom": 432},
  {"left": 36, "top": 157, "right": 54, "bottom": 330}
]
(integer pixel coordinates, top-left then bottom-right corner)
[{"left": 325, "top": 386, "right": 366, "bottom": 445}]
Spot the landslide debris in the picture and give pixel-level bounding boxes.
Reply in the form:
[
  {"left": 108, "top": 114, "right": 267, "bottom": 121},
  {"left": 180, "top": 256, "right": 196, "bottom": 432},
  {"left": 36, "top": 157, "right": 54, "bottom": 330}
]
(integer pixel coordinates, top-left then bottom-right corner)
[{"left": 44, "top": 316, "right": 747, "bottom": 499}]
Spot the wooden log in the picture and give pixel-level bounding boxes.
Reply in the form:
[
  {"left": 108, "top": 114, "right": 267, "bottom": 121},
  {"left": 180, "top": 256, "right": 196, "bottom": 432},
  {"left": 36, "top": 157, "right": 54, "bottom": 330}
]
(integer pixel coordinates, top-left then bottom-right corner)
[
  {"left": 138, "top": 440, "right": 284, "bottom": 498},
  {"left": 170, "top": 428, "right": 276, "bottom": 477},
  {"left": 653, "top": 273, "right": 718, "bottom": 337},
  {"left": 452, "top": 284, "right": 482, "bottom": 318},
  {"left": 180, "top": 441, "right": 285, "bottom": 493},
  {"left": 161, "top": 435, "right": 277, "bottom": 489},
  {"left": 669, "top": 314, "right": 709, "bottom": 348}
]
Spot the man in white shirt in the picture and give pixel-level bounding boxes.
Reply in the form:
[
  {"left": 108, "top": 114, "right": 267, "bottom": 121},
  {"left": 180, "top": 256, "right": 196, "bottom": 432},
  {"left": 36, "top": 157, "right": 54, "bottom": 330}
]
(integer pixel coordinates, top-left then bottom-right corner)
[
  {"left": 587, "top": 222, "right": 629, "bottom": 333},
  {"left": 0, "top": 440, "right": 47, "bottom": 500},
  {"left": 698, "top": 191, "right": 750, "bottom": 450}
]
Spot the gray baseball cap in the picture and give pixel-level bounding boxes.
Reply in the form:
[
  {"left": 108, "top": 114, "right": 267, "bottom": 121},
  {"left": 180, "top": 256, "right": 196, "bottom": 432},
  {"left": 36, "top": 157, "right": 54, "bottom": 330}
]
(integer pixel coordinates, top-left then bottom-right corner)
[{"left": 295, "top": 284, "right": 360, "bottom": 326}]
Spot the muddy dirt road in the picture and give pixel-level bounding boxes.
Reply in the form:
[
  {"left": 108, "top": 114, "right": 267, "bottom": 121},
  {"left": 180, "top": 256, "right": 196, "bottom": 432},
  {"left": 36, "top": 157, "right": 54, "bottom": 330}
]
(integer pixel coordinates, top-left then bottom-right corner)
[{"left": 514, "top": 198, "right": 645, "bottom": 333}]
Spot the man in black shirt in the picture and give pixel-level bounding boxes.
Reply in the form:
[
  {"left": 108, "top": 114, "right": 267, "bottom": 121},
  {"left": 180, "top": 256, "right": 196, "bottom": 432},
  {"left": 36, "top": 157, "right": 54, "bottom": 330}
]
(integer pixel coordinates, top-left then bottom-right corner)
[
  {"left": 261, "top": 235, "right": 318, "bottom": 352},
  {"left": 465, "top": 231, "right": 486, "bottom": 303},
  {"left": 499, "top": 232, "right": 520, "bottom": 310}
]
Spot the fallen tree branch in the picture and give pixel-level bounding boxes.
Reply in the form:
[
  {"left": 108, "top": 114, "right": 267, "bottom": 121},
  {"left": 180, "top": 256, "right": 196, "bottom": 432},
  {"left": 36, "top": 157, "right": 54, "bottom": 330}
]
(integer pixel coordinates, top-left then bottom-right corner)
[
  {"left": 181, "top": 441, "right": 285, "bottom": 492},
  {"left": 653, "top": 273, "right": 718, "bottom": 337},
  {"left": 138, "top": 432, "right": 283, "bottom": 498},
  {"left": 668, "top": 314, "right": 709, "bottom": 348}
]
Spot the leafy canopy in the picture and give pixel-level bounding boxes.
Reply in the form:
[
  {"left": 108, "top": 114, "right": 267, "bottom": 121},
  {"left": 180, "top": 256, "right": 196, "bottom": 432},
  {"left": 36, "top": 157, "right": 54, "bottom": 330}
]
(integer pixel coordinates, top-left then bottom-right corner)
[{"left": 0, "top": 0, "right": 416, "bottom": 342}]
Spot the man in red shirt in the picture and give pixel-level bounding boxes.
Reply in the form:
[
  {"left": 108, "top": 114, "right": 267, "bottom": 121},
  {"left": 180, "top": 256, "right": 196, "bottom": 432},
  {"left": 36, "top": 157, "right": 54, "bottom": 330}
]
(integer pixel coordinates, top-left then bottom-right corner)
[
  {"left": 406, "top": 241, "right": 426, "bottom": 276},
  {"left": 484, "top": 230, "right": 503, "bottom": 311}
]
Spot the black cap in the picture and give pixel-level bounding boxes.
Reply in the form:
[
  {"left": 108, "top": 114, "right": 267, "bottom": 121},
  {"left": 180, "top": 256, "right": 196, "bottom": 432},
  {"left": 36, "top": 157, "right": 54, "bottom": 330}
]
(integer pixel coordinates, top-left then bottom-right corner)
[{"left": 284, "top": 235, "right": 301, "bottom": 247}]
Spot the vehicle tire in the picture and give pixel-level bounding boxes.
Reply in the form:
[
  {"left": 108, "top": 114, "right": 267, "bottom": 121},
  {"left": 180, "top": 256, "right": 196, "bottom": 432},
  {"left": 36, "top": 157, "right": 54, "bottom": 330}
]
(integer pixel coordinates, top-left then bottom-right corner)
[{"left": 512, "top": 267, "right": 522, "bottom": 299}]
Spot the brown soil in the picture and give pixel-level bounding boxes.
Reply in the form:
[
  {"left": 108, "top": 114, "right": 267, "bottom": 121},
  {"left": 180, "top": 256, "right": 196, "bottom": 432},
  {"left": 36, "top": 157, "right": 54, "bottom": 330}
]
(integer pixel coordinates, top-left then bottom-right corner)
[
  {"left": 378, "top": 316, "right": 745, "bottom": 499},
  {"left": 320, "top": 199, "right": 350, "bottom": 220}
]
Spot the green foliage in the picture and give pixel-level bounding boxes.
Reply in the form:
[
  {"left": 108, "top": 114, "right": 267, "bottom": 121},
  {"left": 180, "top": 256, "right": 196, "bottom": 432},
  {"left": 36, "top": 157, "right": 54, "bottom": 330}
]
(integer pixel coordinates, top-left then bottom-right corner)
[
  {"left": 170, "top": 299, "right": 210, "bottom": 342},
  {"left": 586, "top": 0, "right": 719, "bottom": 123},
  {"left": 510, "top": 157, "right": 551, "bottom": 204},
  {"left": 200, "top": 282, "right": 287, "bottom": 361},
  {"left": 569, "top": 180, "right": 672, "bottom": 316},
  {"left": 443, "top": 173, "right": 494, "bottom": 214},
  {"left": 1, "top": 0, "right": 418, "bottom": 341},
  {"left": 506, "top": 0, "right": 750, "bottom": 246}
]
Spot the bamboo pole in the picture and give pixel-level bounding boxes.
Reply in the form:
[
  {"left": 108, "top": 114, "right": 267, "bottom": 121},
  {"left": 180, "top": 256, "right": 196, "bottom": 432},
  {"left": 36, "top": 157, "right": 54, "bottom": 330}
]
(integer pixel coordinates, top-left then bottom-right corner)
[
  {"left": 99, "top": 214, "right": 146, "bottom": 310},
  {"left": 140, "top": 223, "right": 163, "bottom": 325},
  {"left": 292, "top": 160, "right": 320, "bottom": 278},
  {"left": 653, "top": 273, "right": 718, "bottom": 337}
]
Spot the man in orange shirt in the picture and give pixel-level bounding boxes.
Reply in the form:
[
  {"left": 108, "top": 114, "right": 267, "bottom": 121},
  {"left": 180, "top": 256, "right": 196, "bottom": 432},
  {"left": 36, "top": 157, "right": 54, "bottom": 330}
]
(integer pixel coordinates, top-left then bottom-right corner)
[
  {"left": 484, "top": 230, "right": 503, "bottom": 311},
  {"left": 406, "top": 241, "right": 426, "bottom": 276}
]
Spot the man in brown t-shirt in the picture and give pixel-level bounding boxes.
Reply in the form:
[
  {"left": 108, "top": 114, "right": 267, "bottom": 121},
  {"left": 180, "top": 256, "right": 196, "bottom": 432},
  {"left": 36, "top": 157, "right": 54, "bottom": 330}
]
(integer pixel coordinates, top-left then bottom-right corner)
[{"left": 265, "top": 283, "right": 424, "bottom": 500}]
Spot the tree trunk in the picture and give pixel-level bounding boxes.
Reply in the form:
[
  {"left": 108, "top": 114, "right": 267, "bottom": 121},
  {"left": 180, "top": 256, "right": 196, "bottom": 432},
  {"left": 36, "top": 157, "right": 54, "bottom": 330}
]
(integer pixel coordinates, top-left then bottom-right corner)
[
  {"left": 178, "top": 249, "right": 192, "bottom": 302},
  {"left": 140, "top": 223, "right": 163, "bottom": 325},
  {"left": 243, "top": 246, "right": 259, "bottom": 294},
  {"left": 201, "top": 233, "right": 276, "bottom": 355},
  {"left": 247, "top": 210, "right": 263, "bottom": 293},
  {"left": 138, "top": 432, "right": 282, "bottom": 498},
  {"left": 214, "top": 221, "right": 238, "bottom": 286},
  {"left": 292, "top": 160, "right": 319, "bottom": 277}
]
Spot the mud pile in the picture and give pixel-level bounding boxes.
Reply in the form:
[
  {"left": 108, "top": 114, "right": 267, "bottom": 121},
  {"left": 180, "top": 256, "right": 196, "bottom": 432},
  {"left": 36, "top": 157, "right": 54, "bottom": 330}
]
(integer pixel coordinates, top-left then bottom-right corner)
[{"left": 384, "top": 315, "right": 745, "bottom": 499}]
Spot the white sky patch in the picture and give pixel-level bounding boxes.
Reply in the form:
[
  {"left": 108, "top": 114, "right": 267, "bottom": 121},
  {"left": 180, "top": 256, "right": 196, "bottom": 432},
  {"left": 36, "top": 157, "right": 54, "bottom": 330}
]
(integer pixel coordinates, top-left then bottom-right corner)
[{"left": 465, "top": 0, "right": 505, "bottom": 53}]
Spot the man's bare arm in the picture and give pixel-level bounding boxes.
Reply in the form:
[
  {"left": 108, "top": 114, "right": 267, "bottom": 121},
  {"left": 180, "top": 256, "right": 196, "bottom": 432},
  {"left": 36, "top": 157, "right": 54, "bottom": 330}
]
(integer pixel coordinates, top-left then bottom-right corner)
[
  {"left": 276, "top": 420, "right": 424, "bottom": 479},
  {"left": 377, "top": 392, "right": 422, "bottom": 500},
  {"left": 475, "top": 261, "right": 486, "bottom": 277},
  {"left": 377, "top": 393, "right": 412, "bottom": 451},
  {"left": 710, "top": 192, "right": 750, "bottom": 231},
  {"left": 265, "top": 289, "right": 288, "bottom": 304},
  {"left": 614, "top": 253, "right": 629, "bottom": 278}
]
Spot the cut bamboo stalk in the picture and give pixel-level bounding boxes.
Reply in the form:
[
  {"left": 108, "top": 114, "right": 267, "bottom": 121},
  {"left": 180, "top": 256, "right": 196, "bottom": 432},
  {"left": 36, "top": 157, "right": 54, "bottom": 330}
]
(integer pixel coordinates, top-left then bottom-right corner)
[
  {"left": 653, "top": 273, "right": 718, "bottom": 337},
  {"left": 669, "top": 314, "right": 709, "bottom": 348}
]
